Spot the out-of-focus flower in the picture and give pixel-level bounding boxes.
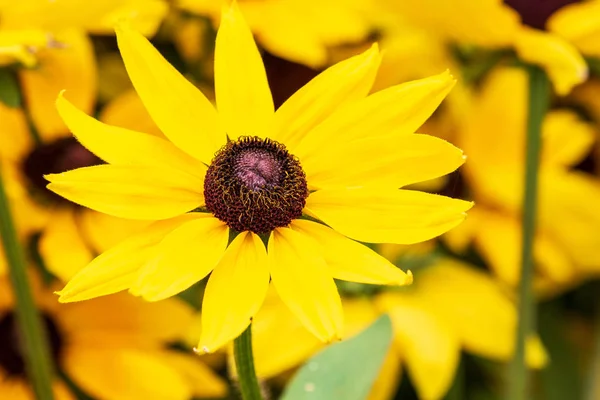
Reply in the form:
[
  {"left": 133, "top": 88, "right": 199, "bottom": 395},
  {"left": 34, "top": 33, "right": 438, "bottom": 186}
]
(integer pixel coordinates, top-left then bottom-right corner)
[
  {"left": 0, "top": 0, "right": 168, "bottom": 138},
  {"left": 0, "top": 273, "right": 226, "bottom": 399},
  {"left": 0, "top": 93, "right": 157, "bottom": 280},
  {"left": 448, "top": 66, "right": 600, "bottom": 293},
  {"left": 250, "top": 259, "right": 547, "bottom": 400},
  {"left": 49, "top": 3, "right": 471, "bottom": 353},
  {"left": 177, "top": 0, "right": 370, "bottom": 68}
]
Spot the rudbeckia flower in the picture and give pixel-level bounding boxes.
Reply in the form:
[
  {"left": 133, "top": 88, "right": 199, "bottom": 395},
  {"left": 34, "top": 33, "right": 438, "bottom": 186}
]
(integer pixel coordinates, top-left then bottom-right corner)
[
  {"left": 0, "top": 273, "right": 226, "bottom": 399},
  {"left": 0, "top": 93, "right": 155, "bottom": 281},
  {"left": 448, "top": 66, "right": 600, "bottom": 293},
  {"left": 247, "top": 259, "right": 547, "bottom": 400},
  {"left": 49, "top": 3, "right": 472, "bottom": 352}
]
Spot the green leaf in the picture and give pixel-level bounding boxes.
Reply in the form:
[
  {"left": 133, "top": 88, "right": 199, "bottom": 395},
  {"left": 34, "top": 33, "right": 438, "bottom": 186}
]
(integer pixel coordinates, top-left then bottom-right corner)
[
  {"left": 0, "top": 67, "right": 21, "bottom": 108},
  {"left": 281, "top": 314, "right": 393, "bottom": 400}
]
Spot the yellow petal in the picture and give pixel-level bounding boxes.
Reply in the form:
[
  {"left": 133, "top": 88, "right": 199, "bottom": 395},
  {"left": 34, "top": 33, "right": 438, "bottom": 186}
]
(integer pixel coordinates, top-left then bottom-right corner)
[
  {"left": 116, "top": 21, "right": 224, "bottom": 164},
  {"left": 368, "top": 345, "right": 402, "bottom": 400},
  {"left": 198, "top": 232, "right": 269, "bottom": 353},
  {"left": 79, "top": 209, "right": 150, "bottom": 253},
  {"left": 39, "top": 209, "right": 94, "bottom": 281},
  {"left": 0, "top": 103, "right": 33, "bottom": 163},
  {"left": 215, "top": 2, "right": 274, "bottom": 139},
  {"left": 295, "top": 71, "right": 456, "bottom": 159},
  {"left": 132, "top": 216, "right": 229, "bottom": 301},
  {"left": 548, "top": 1, "right": 600, "bottom": 58},
  {"left": 514, "top": 27, "right": 587, "bottom": 95},
  {"left": 270, "top": 44, "right": 381, "bottom": 151},
  {"left": 46, "top": 165, "right": 204, "bottom": 220},
  {"left": 57, "top": 215, "right": 201, "bottom": 302},
  {"left": 378, "top": 296, "right": 460, "bottom": 400},
  {"left": 290, "top": 220, "right": 412, "bottom": 286},
  {"left": 157, "top": 351, "right": 228, "bottom": 398},
  {"left": 99, "top": 89, "right": 162, "bottom": 137},
  {"left": 20, "top": 29, "right": 96, "bottom": 141},
  {"left": 541, "top": 110, "right": 595, "bottom": 168},
  {"left": 56, "top": 93, "right": 206, "bottom": 179},
  {"left": 302, "top": 133, "right": 465, "bottom": 190},
  {"left": 268, "top": 227, "right": 343, "bottom": 342},
  {"left": 305, "top": 188, "right": 473, "bottom": 244},
  {"left": 63, "top": 347, "right": 191, "bottom": 400}
]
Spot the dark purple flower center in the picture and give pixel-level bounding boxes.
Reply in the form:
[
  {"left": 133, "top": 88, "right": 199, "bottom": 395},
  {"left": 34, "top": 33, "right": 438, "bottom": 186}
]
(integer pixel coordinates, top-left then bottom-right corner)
[
  {"left": 504, "top": 0, "right": 581, "bottom": 30},
  {"left": 204, "top": 136, "right": 308, "bottom": 234},
  {"left": 0, "top": 312, "right": 63, "bottom": 376}
]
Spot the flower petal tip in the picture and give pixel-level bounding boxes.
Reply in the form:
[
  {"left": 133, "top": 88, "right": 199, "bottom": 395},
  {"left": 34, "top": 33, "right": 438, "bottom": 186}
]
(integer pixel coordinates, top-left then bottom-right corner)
[
  {"left": 404, "top": 270, "right": 414, "bottom": 285},
  {"left": 193, "top": 346, "right": 212, "bottom": 355}
]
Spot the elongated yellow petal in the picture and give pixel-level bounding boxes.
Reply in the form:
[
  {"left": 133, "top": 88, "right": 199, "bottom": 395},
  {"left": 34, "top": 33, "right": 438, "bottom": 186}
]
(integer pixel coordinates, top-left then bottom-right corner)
[
  {"left": 39, "top": 209, "right": 93, "bottom": 282},
  {"left": 57, "top": 215, "right": 200, "bottom": 302},
  {"left": 548, "top": 1, "right": 600, "bottom": 57},
  {"left": 116, "top": 21, "right": 224, "bottom": 164},
  {"left": 295, "top": 71, "right": 456, "bottom": 159},
  {"left": 20, "top": 30, "right": 96, "bottom": 141},
  {"left": 302, "top": 133, "right": 465, "bottom": 190},
  {"left": 132, "top": 217, "right": 229, "bottom": 301},
  {"left": 56, "top": 93, "right": 206, "bottom": 179},
  {"left": 268, "top": 227, "right": 343, "bottom": 342},
  {"left": 215, "top": 2, "right": 274, "bottom": 139},
  {"left": 0, "top": 103, "right": 33, "bottom": 162},
  {"left": 79, "top": 209, "right": 150, "bottom": 253},
  {"left": 514, "top": 27, "right": 587, "bottom": 95},
  {"left": 290, "top": 220, "right": 412, "bottom": 286},
  {"left": 305, "top": 188, "right": 473, "bottom": 244},
  {"left": 46, "top": 165, "right": 204, "bottom": 220},
  {"left": 541, "top": 110, "right": 595, "bottom": 168},
  {"left": 199, "top": 232, "right": 269, "bottom": 353},
  {"left": 270, "top": 44, "right": 381, "bottom": 151}
]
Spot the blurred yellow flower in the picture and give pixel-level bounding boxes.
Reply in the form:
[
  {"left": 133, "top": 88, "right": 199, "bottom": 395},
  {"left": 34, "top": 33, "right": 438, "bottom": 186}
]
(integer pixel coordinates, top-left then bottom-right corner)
[
  {"left": 0, "top": 273, "right": 226, "bottom": 399},
  {"left": 250, "top": 259, "right": 547, "bottom": 400},
  {"left": 449, "top": 66, "right": 600, "bottom": 292},
  {"left": 48, "top": 3, "right": 471, "bottom": 353}
]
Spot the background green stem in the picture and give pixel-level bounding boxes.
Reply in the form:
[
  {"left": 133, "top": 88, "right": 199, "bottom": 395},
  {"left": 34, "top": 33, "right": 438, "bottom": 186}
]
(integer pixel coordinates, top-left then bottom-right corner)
[
  {"left": 507, "top": 66, "right": 549, "bottom": 400},
  {"left": 0, "top": 167, "right": 55, "bottom": 400},
  {"left": 234, "top": 324, "right": 263, "bottom": 400}
]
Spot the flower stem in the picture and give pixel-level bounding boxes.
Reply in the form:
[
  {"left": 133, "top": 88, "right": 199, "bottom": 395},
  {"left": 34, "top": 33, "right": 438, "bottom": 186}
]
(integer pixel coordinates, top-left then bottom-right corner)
[
  {"left": 507, "top": 66, "right": 549, "bottom": 400},
  {"left": 234, "top": 323, "right": 263, "bottom": 400},
  {"left": 0, "top": 167, "right": 55, "bottom": 400}
]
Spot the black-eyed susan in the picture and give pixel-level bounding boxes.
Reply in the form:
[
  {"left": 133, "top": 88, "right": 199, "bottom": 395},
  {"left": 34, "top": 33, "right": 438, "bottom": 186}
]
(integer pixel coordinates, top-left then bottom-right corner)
[
  {"left": 0, "top": 273, "right": 226, "bottom": 400},
  {"left": 48, "top": 3, "right": 472, "bottom": 352}
]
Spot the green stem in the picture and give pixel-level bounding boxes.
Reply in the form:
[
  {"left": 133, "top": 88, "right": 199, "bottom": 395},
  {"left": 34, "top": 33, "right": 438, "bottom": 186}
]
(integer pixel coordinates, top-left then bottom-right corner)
[
  {"left": 585, "top": 303, "right": 600, "bottom": 400},
  {"left": 507, "top": 66, "right": 549, "bottom": 400},
  {"left": 234, "top": 324, "right": 263, "bottom": 400},
  {"left": 0, "top": 167, "right": 55, "bottom": 400}
]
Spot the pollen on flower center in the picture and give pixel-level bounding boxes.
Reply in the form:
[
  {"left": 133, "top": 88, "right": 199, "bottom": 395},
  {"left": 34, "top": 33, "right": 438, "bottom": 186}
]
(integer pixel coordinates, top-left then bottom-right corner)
[{"left": 204, "top": 136, "right": 308, "bottom": 234}]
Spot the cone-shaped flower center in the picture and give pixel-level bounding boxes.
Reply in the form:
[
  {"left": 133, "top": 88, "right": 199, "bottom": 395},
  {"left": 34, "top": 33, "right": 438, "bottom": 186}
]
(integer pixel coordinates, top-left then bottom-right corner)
[
  {"left": 204, "top": 136, "right": 308, "bottom": 234},
  {"left": 22, "top": 137, "right": 103, "bottom": 203},
  {"left": 0, "top": 312, "right": 63, "bottom": 376},
  {"left": 504, "top": 0, "right": 580, "bottom": 29}
]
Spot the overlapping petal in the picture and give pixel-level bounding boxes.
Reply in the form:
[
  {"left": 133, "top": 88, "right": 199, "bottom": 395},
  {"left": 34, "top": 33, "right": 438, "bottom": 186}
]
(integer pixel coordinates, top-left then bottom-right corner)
[{"left": 305, "top": 188, "right": 473, "bottom": 244}]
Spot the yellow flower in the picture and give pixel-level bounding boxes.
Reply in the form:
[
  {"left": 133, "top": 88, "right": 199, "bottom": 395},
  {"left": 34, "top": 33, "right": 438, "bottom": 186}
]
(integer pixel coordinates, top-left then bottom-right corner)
[
  {"left": 0, "top": 0, "right": 167, "bottom": 138},
  {"left": 250, "top": 259, "right": 547, "bottom": 400},
  {"left": 449, "top": 66, "right": 600, "bottom": 293},
  {"left": 49, "top": 3, "right": 472, "bottom": 353},
  {"left": 0, "top": 273, "right": 226, "bottom": 399},
  {"left": 0, "top": 93, "right": 156, "bottom": 281},
  {"left": 177, "top": 0, "right": 370, "bottom": 68}
]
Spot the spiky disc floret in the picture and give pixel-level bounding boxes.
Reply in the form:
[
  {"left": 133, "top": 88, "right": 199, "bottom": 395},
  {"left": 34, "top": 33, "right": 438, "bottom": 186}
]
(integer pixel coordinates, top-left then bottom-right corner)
[{"left": 204, "top": 136, "right": 308, "bottom": 234}]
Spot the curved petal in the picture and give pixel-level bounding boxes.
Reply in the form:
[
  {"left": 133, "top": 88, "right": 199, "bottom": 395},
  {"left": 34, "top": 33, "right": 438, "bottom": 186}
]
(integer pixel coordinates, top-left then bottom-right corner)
[
  {"left": 198, "top": 232, "right": 269, "bottom": 353},
  {"left": 548, "top": 1, "right": 600, "bottom": 58},
  {"left": 302, "top": 133, "right": 465, "bottom": 190},
  {"left": 270, "top": 44, "right": 381, "bottom": 150},
  {"left": 0, "top": 103, "right": 33, "bottom": 163},
  {"left": 514, "top": 27, "right": 587, "bottom": 95},
  {"left": 39, "top": 209, "right": 93, "bottom": 281},
  {"left": 541, "top": 110, "right": 595, "bottom": 168},
  {"left": 56, "top": 93, "right": 206, "bottom": 179},
  {"left": 158, "top": 352, "right": 228, "bottom": 398},
  {"left": 268, "top": 227, "right": 343, "bottom": 342},
  {"left": 290, "top": 220, "right": 412, "bottom": 286},
  {"left": 116, "top": 21, "right": 224, "bottom": 164},
  {"left": 305, "top": 188, "right": 473, "bottom": 244},
  {"left": 57, "top": 215, "right": 201, "bottom": 302},
  {"left": 99, "top": 89, "right": 162, "bottom": 137},
  {"left": 63, "top": 347, "right": 191, "bottom": 400},
  {"left": 131, "top": 216, "right": 229, "bottom": 301},
  {"left": 20, "top": 29, "right": 96, "bottom": 141},
  {"left": 46, "top": 165, "right": 204, "bottom": 220},
  {"left": 215, "top": 2, "right": 274, "bottom": 139},
  {"left": 79, "top": 209, "right": 150, "bottom": 253},
  {"left": 295, "top": 71, "right": 456, "bottom": 159}
]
